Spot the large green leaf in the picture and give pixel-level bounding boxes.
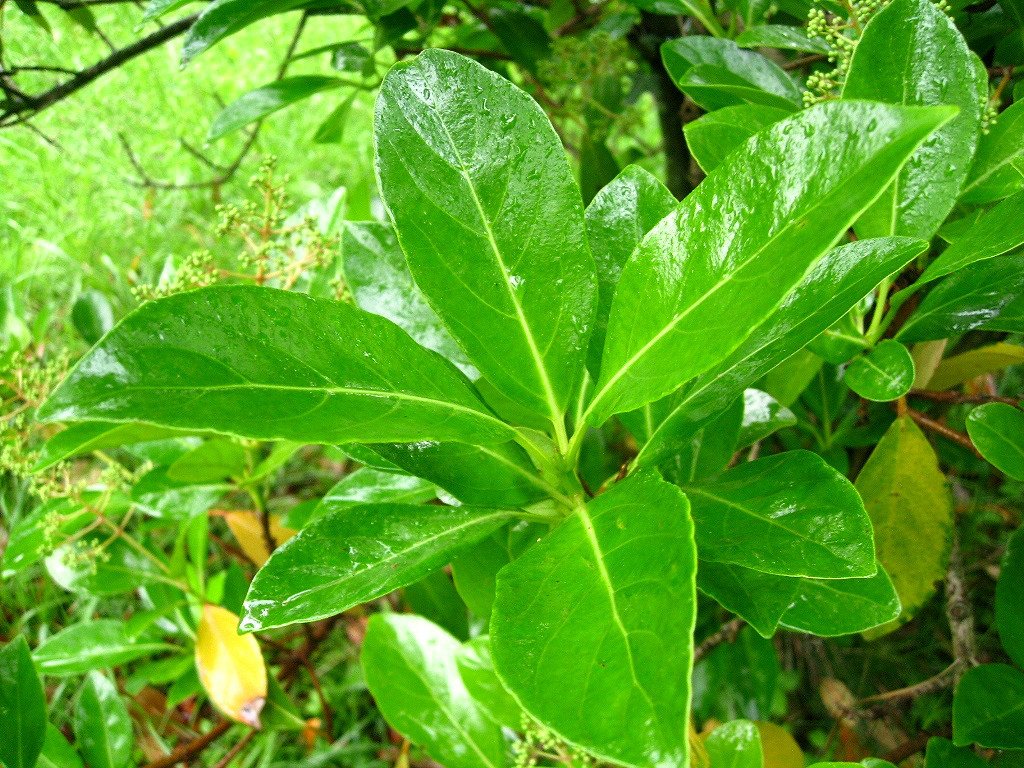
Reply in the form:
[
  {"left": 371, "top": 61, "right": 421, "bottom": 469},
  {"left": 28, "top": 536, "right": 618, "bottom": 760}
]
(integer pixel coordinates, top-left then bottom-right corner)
[
  {"left": 854, "top": 416, "right": 952, "bottom": 634},
  {"left": 375, "top": 49, "right": 597, "bottom": 430},
  {"left": 584, "top": 165, "right": 676, "bottom": 375},
  {"left": 586, "top": 102, "right": 951, "bottom": 427},
  {"left": 180, "top": 0, "right": 306, "bottom": 65},
  {"left": 339, "top": 221, "right": 474, "bottom": 376},
  {"left": 635, "top": 237, "right": 926, "bottom": 467},
  {"left": 966, "top": 403, "right": 1024, "bottom": 481},
  {"left": 684, "top": 450, "right": 875, "bottom": 579},
  {"left": 952, "top": 664, "right": 1024, "bottom": 749},
  {"left": 241, "top": 503, "right": 513, "bottom": 631},
  {"left": 705, "top": 720, "right": 763, "bottom": 768},
  {"left": 456, "top": 636, "right": 522, "bottom": 730},
  {"left": 37, "top": 286, "right": 513, "bottom": 446},
  {"left": 75, "top": 672, "right": 132, "bottom": 768},
  {"left": 33, "top": 621, "right": 177, "bottom": 676},
  {"left": 362, "top": 614, "right": 505, "bottom": 768},
  {"left": 897, "top": 256, "right": 1024, "bottom": 342},
  {"left": 919, "top": 190, "right": 1024, "bottom": 283},
  {"left": 697, "top": 560, "right": 799, "bottom": 637},
  {"left": 208, "top": 76, "right": 344, "bottom": 141},
  {"left": 996, "top": 526, "right": 1024, "bottom": 670},
  {"left": 842, "top": 0, "right": 981, "bottom": 238},
  {"left": 491, "top": 472, "right": 696, "bottom": 768},
  {"left": 33, "top": 422, "right": 195, "bottom": 471},
  {"left": 0, "top": 637, "right": 46, "bottom": 768},
  {"left": 961, "top": 100, "right": 1024, "bottom": 203},
  {"left": 683, "top": 104, "right": 789, "bottom": 174},
  {"left": 320, "top": 467, "right": 436, "bottom": 509},
  {"left": 779, "top": 566, "right": 902, "bottom": 636}
]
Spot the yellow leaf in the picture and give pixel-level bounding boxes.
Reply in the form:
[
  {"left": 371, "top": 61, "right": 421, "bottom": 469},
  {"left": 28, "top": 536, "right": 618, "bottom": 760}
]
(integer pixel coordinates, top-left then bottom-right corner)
[
  {"left": 195, "top": 604, "right": 267, "bottom": 727},
  {"left": 910, "top": 340, "right": 947, "bottom": 389},
  {"left": 754, "top": 722, "right": 803, "bottom": 768},
  {"left": 926, "top": 342, "right": 1024, "bottom": 392},
  {"left": 225, "top": 511, "right": 297, "bottom": 566},
  {"left": 855, "top": 417, "right": 952, "bottom": 637}
]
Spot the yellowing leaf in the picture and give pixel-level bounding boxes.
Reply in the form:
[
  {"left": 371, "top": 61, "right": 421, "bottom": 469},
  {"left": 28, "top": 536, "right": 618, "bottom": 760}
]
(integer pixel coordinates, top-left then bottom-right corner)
[
  {"left": 195, "top": 604, "right": 267, "bottom": 727},
  {"left": 926, "top": 343, "right": 1024, "bottom": 392},
  {"left": 225, "top": 511, "right": 297, "bottom": 567},
  {"left": 855, "top": 417, "right": 952, "bottom": 637},
  {"left": 910, "top": 340, "right": 947, "bottom": 389},
  {"left": 754, "top": 722, "right": 803, "bottom": 768}
]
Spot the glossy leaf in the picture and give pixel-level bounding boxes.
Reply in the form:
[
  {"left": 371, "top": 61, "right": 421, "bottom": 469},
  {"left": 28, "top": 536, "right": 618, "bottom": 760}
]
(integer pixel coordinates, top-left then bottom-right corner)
[
  {"left": 180, "top": 0, "right": 306, "bottom": 65},
  {"left": 340, "top": 221, "right": 474, "bottom": 376},
  {"left": 33, "top": 421, "right": 193, "bottom": 471},
  {"left": 33, "top": 620, "right": 176, "bottom": 676},
  {"left": 996, "top": 525, "right": 1024, "bottom": 668},
  {"left": 587, "top": 102, "right": 951, "bottom": 426},
  {"left": 961, "top": 100, "right": 1024, "bottom": 203},
  {"left": 683, "top": 104, "right": 789, "bottom": 174},
  {"left": 919, "top": 190, "right": 1024, "bottom": 283},
  {"left": 320, "top": 467, "right": 435, "bottom": 509},
  {"left": 966, "top": 403, "right": 1024, "bottom": 480},
  {"left": 37, "top": 724, "right": 83, "bottom": 768},
  {"left": 704, "top": 720, "right": 763, "bottom": 768},
  {"left": 855, "top": 417, "right": 952, "bottom": 633},
  {"left": 697, "top": 560, "right": 799, "bottom": 638},
  {"left": 584, "top": 165, "right": 676, "bottom": 374},
  {"left": 952, "top": 664, "right": 1024, "bottom": 749},
  {"left": 224, "top": 511, "right": 298, "bottom": 567},
  {"left": 661, "top": 394, "right": 744, "bottom": 484},
  {"left": 75, "top": 672, "right": 131, "bottom": 768},
  {"left": 779, "top": 566, "right": 902, "bottom": 636},
  {"left": 736, "top": 25, "right": 830, "bottom": 52},
  {"left": 38, "top": 286, "right": 513, "bottom": 446},
  {"left": 926, "top": 343, "right": 1024, "bottom": 391},
  {"left": 196, "top": 604, "right": 267, "bottom": 727},
  {"left": 362, "top": 614, "right": 504, "bottom": 768},
  {"left": 241, "top": 502, "right": 512, "bottom": 631},
  {"left": 208, "top": 76, "right": 343, "bottom": 141},
  {"left": 166, "top": 439, "right": 247, "bottom": 483},
  {"left": 661, "top": 37, "right": 801, "bottom": 111},
  {"left": 738, "top": 389, "right": 796, "bottom": 448},
  {"left": 0, "top": 637, "right": 46, "bottom": 768},
  {"left": 924, "top": 737, "right": 988, "bottom": 768},
  {"left": 843, "top": 0, "right": 981, "bottom": 238},
  {"left": 456, "top": 636, "right": 521, "bottom": 730},
  {"left": 375, "top": 49, "right": 596, "bottom": 425},
  {"left": 636, "top": 237, "right": 925, "bottom": 467},
  {"left": 491, "top": 472, "right": 696, "bottom": 768},
  {"left": 844, "top": 340, "right": 915, "bottom": 402},
  {"left": 685, "top": 450, "right": 875, "bottom": 578},
  {"left": 898, "top": 256, "right": 1024, "bottom": 342}
]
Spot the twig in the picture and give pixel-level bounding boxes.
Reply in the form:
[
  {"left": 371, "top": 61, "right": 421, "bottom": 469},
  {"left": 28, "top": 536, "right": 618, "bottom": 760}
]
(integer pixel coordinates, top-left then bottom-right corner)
[
  {"left": 141, "top": 720, "right": 234, "bottom": 768},
  {"left": 783, "top": 53, "right": 827, "bottom": 70},
  {"left": 910, "top": 390, "right": 1021, "bottom": 407},
  {"left": 945, "top": 533, "right": 978, "bottom": 682},
  {"left": 210, "top": 730, "right": 255, "bottom": 768},
  {"left": 859, "top": 661, "right": 960, "bottom": 704},
  {"left": 883, "top": 729, "right": 950, "bottom": 764},
  {"left": 693, "top": 618, "right": 746, "bottom": 662},
  {"left": 905, "top": 407, "right": 983, "bottom": 458}
]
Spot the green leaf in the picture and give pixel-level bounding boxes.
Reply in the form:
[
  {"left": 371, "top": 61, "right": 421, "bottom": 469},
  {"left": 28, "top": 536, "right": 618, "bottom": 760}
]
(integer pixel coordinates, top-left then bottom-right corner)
[
  {"left": 926, "top": 342, "right": 1024, "bottom": 391},
  {"left": 241, "top": 503, "right": 513, "bottom": 631},
  {"left": 736, "top": 24, "right": 831, "bottom": 52},
  {"left": 320, "top": 467, "right": 435, "bottom": 509},
  {"left": 961, "top": 100, "right": 1024, "bottom": 203},
  {"left": 75, "top": 672, "right": 132, "bottom": 768},
  {"left": 854, "top": 416, "right": 952, "bottom": 634},
  {"left": 779, "top": 566, "right": 902, "bottom": 636},
  {"left": 636, "top": 237, "right": 925, "bottom": 467},
  {"left": 451, "top": 530, "right": 510, "bottom": 619},
  {"left": 37, "top": 724, "right": 83, "bottom": 768},
  {"left": 924, "top": 737, "right": 988, "bottom": 768},
  {"left": 141, "top": 0, "right": 193, "bottom": 22},
  {"left": 683, "top": 104, "right": 789, "bottom": 174},
  {"left": 966, "top": 403, "right": 1024, "bottom": 481},
  {"left": 71, "top": 291, "right": 114, "bottom": 345},
  {"left": 584, "top": 165, "right": 676, "bottom": 375},
  {"left": 952, "top": 664, "right": 1024, "bottom": 749},
  {"left": 33, "top": 621, "right": 177, "bottom": 676},
  {"left": 660, "top": 395, "right": 744, "bottom": 484},
  {"left": 491, "top": 472, "right": 696, "bottom": 768},
  {"left": 46, "top": 538, "right": 157, "bottom": 596},
  {"left": 367, "top": 441, "right": 552, "bottom": 507},
  {"left": 405, "top": 570, "right": 469, "bottom": 640},
  {"left": 897, "top": 256, "right": 1024, "bottom": 342},
  {"left": 489, "top": 8, "right": 552, "bottom": 74},
  {"left": 586, "top": 102, "right": 952, "bottom": 427},
  {"left": 375, "top": 49, "right": 596, "bottom": 429},
  {"left": 0, "top": 637, "right": 46, "bottom": 768},
  {"left": 33, "top": 422, "right": 196, "bottom": 472},
  {"left": 684, "top": 450, "right": 875, "bottom": 578},
  {"left": 456, "top": 636, "right": 521, "bottom": 730},
  {"left": 180, "top": 0, "right": 306, "bottom": 66},
  {"left": 313, "top": 91, "right": 358, "bottom": 144},
  {"left": 705, "top": 720, "right": 764, "bottom": 768},
  {"left": 844, "top": 340, "right": 915, "bottom": 402},
  {"left": 919, "top": 189, "right": 1024, "bottom": 283},
  {"left": 362, "top": 614, "right": 505, "bottom": 768},
  {"left": 37, "top": 286, "right": 513, "bottom": 446},
  {"left": 738, "top": 389, "right": 796, "bottom": 448},
  {"left": 697, "top": 560, "right": 799, "bottom": 637},
  {"left": 166, "top": 439, "right": 247, "bottom": 483},
  {"left": 339, "top": 221, "right": 473, "bottom": 376},
  {"left": 208, "top": 76, "right": 344, "bottom": 141},
  {"left": 996, "top": 526, "right": 1024, "bottom": 668},
  {"left": 661, "top": 37, "right": 802, "bottom": 111},
  {"left": 843, "top": 0, "right": 982, "bottom": 238}
]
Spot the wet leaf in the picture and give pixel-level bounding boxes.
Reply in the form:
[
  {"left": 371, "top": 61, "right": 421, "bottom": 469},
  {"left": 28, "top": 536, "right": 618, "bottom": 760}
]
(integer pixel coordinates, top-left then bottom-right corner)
[
  {"left": 845, "top": 340, "right": 915, "bottom": 402},
  {"left": 195, "top": 604, "right": 267, "bottom": 727},
  {"left": 952, "top": 664, "right": 1024, "bottom": 749},
  {"left": 966, "top": 403, "right": 1024, "bottom": 480},
  {"left": 0, "top": 637, "right": 46, "bottom": 768}
]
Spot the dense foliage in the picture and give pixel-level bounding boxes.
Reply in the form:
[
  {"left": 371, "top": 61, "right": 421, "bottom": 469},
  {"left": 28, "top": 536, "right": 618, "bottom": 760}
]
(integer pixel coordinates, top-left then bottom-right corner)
[{"left": 2, "top": 1, "right": 1024, "bottom": 768}]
